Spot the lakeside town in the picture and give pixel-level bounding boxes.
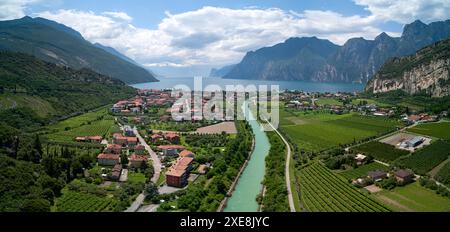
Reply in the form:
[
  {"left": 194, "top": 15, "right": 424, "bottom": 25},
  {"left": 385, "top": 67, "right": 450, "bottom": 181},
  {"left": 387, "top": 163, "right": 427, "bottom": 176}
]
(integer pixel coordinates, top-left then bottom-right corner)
[
  {"left": 49, "top": 88, "right": 450, "bottom": 212},
  {"left": 2, "top": 3, "right": 450, "bottom": 231}
]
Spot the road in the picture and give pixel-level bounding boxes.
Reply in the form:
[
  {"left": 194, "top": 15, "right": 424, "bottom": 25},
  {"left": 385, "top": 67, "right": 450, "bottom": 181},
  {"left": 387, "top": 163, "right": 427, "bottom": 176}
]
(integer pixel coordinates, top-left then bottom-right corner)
[
  {"left": 125, "top": 193, "right": 145, "bottom": 212},
  {"left": 125, "top": 127, "right": 162, "bottom": 212},
  {"left": 133, "top": 127, "right": 161, "bottom": 184},
  {"left": 266, "top": 120, "right": 296, "bottom": 212},
  {"left": 137, "top": 204, "right": 159, "bottom": 212}
]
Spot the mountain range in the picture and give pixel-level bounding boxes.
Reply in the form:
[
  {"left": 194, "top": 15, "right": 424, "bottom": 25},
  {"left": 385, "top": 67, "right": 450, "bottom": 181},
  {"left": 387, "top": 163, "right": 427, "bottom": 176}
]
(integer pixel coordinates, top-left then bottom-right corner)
[
  {"left": 0, "top": 16, "right": 158, "bottom": 84},
  {"left": 0, "top": 51, "right": 135, "bottom": 129},
  {"left": 366, "top": 37, "right": 450, "bottom": 97},
  {"left": 220, "top": 19, "right": 450, "bottom": 84}
]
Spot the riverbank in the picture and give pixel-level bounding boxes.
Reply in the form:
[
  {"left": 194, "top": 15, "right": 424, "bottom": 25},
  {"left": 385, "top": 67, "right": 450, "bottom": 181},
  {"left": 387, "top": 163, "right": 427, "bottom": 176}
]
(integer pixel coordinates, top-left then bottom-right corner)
[
  {"left": 223, "top": 102, "right": 271, "bottom": 212},
  {"left": 217, "top": 137, "right": 255, "bottom": 212}
]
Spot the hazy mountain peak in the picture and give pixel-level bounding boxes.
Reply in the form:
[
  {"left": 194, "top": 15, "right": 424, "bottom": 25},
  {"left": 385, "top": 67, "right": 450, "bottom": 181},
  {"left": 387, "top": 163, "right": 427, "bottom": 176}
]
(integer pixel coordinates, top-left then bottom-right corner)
[{"left": 375, "top": 32, "right": 392, "bottom": 41}]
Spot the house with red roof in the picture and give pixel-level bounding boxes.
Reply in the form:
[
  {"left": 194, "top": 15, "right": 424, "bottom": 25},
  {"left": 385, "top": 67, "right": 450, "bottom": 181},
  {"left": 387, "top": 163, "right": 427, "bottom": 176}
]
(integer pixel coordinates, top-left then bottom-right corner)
[
  {"left": 179, "top": 150, "right": 195, "bottom": 158},
  {"left": 113, "top": 133, "right": 127, "bottom": 146},
  {"left": 150, "top": 134, "right": 163, "bottom": 143},
  {"left": 166, "top": 157, "right": 194, "bottom": 187},
  {"left": 157, "top": 145, "right": 185, "bottom": 156},
  {"left": 129, "top": 154, "right": 148, "bottom": 168},
  {"left": 105, "top": 144, "right": 122, "bottom": 154},
  {"left": 97, "top": 153, "right": 120, "bottom": 166},
  {"left": 164, "top": 133, "right": 180, "bottom": 144},
  {"left": 75, "top": 135, "right": 103, "bottom": 143},
  {"left": 134, "top": 145, "right": 146, "bottom": 155}
]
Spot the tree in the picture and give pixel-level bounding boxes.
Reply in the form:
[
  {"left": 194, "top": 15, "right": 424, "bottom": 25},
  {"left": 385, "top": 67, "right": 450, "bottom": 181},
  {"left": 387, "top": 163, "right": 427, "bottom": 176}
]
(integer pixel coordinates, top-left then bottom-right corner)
[
  {"left": 20, "top": 199, "right": 51, "bottom": 212},
  {"left": 120, "top": 154, "right": 128, "bottom": 168},
  {"left": 145, "top": 183, "right": 159, "bottom": 203},
  {"left": 31, "top": 134, "right": 43, "bottom": 163}
]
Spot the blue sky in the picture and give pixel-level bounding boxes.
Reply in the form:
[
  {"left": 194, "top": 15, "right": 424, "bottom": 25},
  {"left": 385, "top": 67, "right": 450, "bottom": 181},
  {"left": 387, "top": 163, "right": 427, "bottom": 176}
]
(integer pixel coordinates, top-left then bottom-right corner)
[
  {"left": 1, "top": 0, "right": 449, "bottom": 76},
  {"left": 25, "top": 0, "right": 402, "bottom": 31}
]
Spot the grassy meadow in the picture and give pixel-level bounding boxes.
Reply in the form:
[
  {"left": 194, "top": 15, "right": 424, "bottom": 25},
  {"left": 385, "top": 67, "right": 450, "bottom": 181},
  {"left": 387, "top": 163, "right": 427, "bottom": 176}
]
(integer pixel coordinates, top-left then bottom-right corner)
[
  {"left": 407, "top": 122, "right": 450, "bottom": 140},
  {"left": 280, "top": 108, "right": 402, "bottom": 152}
]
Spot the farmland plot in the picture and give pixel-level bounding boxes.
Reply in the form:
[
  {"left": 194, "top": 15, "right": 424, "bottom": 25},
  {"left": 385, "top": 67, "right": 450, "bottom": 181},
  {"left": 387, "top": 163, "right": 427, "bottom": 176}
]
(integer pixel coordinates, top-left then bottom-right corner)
[
  {"left": 298, "top": 163, "right": 390, "bottom": 212},
  {"left": 399, "top": 140, "right": 450, "bottom": 175}
]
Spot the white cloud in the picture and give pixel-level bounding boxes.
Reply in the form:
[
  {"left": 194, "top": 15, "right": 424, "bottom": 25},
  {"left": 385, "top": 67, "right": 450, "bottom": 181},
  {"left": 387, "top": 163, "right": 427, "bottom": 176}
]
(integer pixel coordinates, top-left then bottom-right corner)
[
  {"left": 0, "top": 0, "right": 40, "bottom": 20},
  {"left": 354, "top": 0, "right": 450, "bottom": 23},
  {"left": 2, "top": 0, "right": 449, "bottom": 74},
  {"left": 102, "top": 11, "right": 132, "bottom": 22},
  {"left": 35, "top": 6, "right": 396, "bottom": 70}
]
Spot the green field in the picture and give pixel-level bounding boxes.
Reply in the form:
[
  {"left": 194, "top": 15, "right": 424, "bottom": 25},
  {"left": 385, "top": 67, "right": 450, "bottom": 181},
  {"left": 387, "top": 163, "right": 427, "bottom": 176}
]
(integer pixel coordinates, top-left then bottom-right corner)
[
  {"left": 315, "top": 98, "right": 343, "bottom": 106},
  {"left": 339, "top": 162, "right": 390, "bottom": 180},
  {"left": 399, "top": 140, "right": 450, "bottom": 175},
  {"left": 54, "top": 190, "right": 117, "bottom": 212},
  {"left": 128, "top": 172, "right": 147, "bottom": 184},
  {"left": 47, "top": 108, "right": 112, "bottom": 131},
  {"left": 298, "top": 162, "right": 390, "bottom": 212},
  {"left": 351, "top": 98, "right": 392, "bottom": 107},
  {"left": 407, "top": 122, "right": 450, "bottom": 140},
  {"left": 375, "top": 182, "right": 450, "bottom": 212},
  {"left": 351, "top": 141, "right": 409, "bottom": 162},
  {"left": 44, "top": 108, "right": 116, "bottom": 144},
  {"left": 281, "top": 110, "right": 402, "bottom": 152}
]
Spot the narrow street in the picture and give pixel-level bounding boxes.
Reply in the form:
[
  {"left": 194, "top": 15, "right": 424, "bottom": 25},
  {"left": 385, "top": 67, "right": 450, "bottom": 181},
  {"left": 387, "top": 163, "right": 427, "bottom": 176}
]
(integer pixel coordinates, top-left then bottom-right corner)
[
  {"left": 133, "top": 126, "right": 162, "bottom": 184},
  {"left": 125, "top": 127, "right": 162, "bottom": 212}
]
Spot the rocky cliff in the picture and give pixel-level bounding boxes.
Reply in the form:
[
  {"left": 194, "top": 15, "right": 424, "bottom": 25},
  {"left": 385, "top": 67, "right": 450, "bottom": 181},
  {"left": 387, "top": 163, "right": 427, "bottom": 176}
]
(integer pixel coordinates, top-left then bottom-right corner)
[
  {"left": 366, "top": 38, "right": 450, "bottom": 97},
  {"left": 222, "top": 19, "right": 450, "bottom": 83}
]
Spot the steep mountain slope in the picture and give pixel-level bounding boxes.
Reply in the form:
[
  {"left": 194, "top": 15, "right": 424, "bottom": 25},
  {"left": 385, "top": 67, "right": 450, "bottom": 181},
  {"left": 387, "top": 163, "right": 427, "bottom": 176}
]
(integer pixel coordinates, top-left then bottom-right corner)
[
  {"left": 225, "top": 37, "right": 339, "bottom": 81},
  {"left": 223, "top": 19, "right": 450, "bottom": 83},
  {"left": 209, "top": 64, "right": 236, "bottom": 77},
  {"left": 94, "top": 43, "right": 139, "bottom": 66},
  {"left": 0, "top": 16, "right": 157, "bottom": 84},
  {"left": 0, "top": 51, "right": 136, "bottom": 129},
  {"left": 365, "top": 37, "right": 450, "bottom": 97}
]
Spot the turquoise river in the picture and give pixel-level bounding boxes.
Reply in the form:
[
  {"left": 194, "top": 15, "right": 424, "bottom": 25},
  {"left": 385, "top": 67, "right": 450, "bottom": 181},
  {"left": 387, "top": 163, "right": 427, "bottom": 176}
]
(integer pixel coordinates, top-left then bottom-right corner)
[{"left": 223, "top": 102, "right": 271, "bottom": 212}]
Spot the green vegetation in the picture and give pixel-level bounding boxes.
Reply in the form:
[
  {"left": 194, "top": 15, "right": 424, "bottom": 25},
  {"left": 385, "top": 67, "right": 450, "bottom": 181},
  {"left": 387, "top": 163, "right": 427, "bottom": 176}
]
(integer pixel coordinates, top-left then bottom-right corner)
[
  {"left": 351, "top": 141, "right": 409, "bottom": 162},
  {"left": 174, "top": 121, "right": 253, "bottom": 212},
  {"left": 0, "top": 17, "right": 156, "bottom": 84},
  {"left": 435, "top": 162, "right": 450, "bottom": 186},
  {"left": 375, "top": 182, "right": 450, "bottom": 212},
  {"left": 339, "top": 162, "right": 389, "bottom": 180},
  {"left": 419, "top": 177, "right": 450, "bottom": 198},
  {"left": 407, "top": 122, "right": 450, "bottom": 140},
  {"left": 128, "top": 172, "right": 147, "bottom": 184},
  {"left": 376, "top": 37, "right": 450, "bottom": 81},
  {"left": 146, "top": 120, "right": 214, "bottom": 132},
  {"left": 184, "top": 133, "right": 229, "bottom": 148},
  {"left": 298, "top": 162, "right": 389, "bottom": 212},
  {"left": 261, "top": 132, "right": 289, "bottom": 212},
  {"left": 315, "top": 98, "right": 343, "bottom": 106},
  {"left": 398, "top": 140, "right": 450, "bottom": 175},
  {"left": 0, "top": 52, "right": 135, "bottom": 130},
  {"left": 351, "top": 98, "right": 392, "bottom": 107},
  {"left": 363, "top": 90, "right": 450, "bottom": 113},
  {"left": 0, "top": 94, "right": 56, "bottom": 118},
  {"left": 54, "top": 190, "right": 116, "bottom": 212},
  {"left": 281, "top": 110, "right": 401, "bottom": 152},
  {"left": 42, "top": 108, "right": 118, "bottom": 146},
  {"left": 0, "top": 154, "right": 64, "bottom": 212}
]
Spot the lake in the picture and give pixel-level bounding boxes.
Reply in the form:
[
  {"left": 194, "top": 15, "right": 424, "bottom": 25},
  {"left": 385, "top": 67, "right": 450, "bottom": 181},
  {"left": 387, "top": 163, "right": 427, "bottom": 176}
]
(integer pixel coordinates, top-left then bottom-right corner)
[{"left": 132, "top": 77, "right": 364, "bottom": 93}]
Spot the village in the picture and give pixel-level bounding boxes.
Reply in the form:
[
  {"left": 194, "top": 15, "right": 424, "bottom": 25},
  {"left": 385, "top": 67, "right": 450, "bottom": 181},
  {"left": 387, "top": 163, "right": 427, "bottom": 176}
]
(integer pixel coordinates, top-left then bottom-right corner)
[
  {"left": 282, "top": 90, "right": 447, "bottom": 121},
  {"left": 69, "top": 89, "right": 238, "bottom": 211}
]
